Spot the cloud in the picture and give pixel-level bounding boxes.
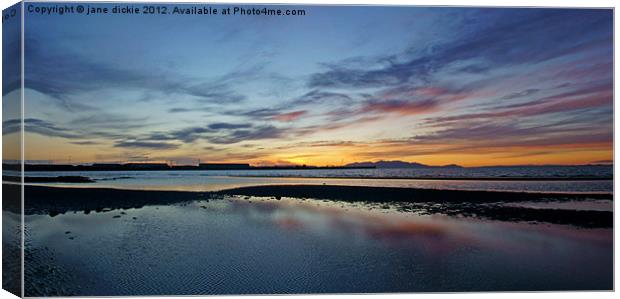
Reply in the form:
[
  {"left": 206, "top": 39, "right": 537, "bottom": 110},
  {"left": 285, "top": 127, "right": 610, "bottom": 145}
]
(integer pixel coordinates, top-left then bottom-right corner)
[
  {"left": 25, "top": 120, "right": 81, "bottom": 139},
  {"left": 228, "top": 83, "right": 481, "bottom": 125},
  {"left": 114, "top": 140, "right": 180, "bottom": 150},
  {"left": 187, "top": 89, "right": 246, "bottom": 104},
  {"left": 319, "top": 84, "right": 482, "bottom": 120},
  {"left": 308, "top": 10, "right": 611, "bottom": 89},
  {"left": 3, "top": 118, "right": 84, "bottom": 139},
  {"left": 146, "top": 127, "right": 213, "bottom": 143},
  {"left": 143, "top": 123, "right": 255, "bottom": 144},
  {"left": 500, "top": 151, "right": 554, "bottom": 159},
  {"left": 3, "top": 116, "right": 166, "bottom": 151},
  {"left": 2, "top": 119, "right": 20, "bottom": 135},
  {"left": 293, "top": 90, "right": 353, "bottom": 105},
  {"left": 2, "top": 17, "right": 21, "bottom": 97},
  {"left": 138, "top": 122, "right": 286, "bottom": 146},
  {"left": 16, "top": 8, "right": 612, "bottom": 165},
  {"left": 208, "top": 125, "right": 285, "bottom": 144},
  {"left": 208, "top": 123, "right": 252, "bottom": 130},
  {"left": 232, "top": 108, "right": 283, "bottom": 118},
  {"left": 359, "top": 99, "right": 437, "bottom": 116},
  {"left": 428, "top": 82, "right": 612, "bottom": 124},
  {"left": 70, "top": 141, "right": 100, "bottom": 145},
  {"left": 500, "top": 88, "right": 540, "bottom": 100},
  {"left": 223, "top": 90, "right": 354, "bottom": 123},
  {"left": 410, "top": 120, "right": 612, "bottom": 151},
  {"left": 23, "top": 36, "right": 266, "bottom": 111},
  {"left": 4, "top": 118, "right": 158, "bottom": 149},
  {"left": 69, "top": 113, "right": 150, "bottom": 130},
  {"left": 271, "top": 110, "right": 306, "bottom": 122},
  {"left": 168, "top": 108, "right": 194, "bottom": 113},
  {"left": 275, "top": 140, "right": 358, "bottom": 150}
]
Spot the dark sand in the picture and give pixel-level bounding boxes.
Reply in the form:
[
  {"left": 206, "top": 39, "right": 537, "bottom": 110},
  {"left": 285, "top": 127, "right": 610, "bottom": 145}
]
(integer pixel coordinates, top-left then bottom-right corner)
[
  {"left": 4, "top": 175, "right": 95, "bottom": 183},
  {"left": 217, "top": 184, "right": 611, "bottom": 202},
  {"left": 6, "top": 184, "right": 612, "bottom": 228}
]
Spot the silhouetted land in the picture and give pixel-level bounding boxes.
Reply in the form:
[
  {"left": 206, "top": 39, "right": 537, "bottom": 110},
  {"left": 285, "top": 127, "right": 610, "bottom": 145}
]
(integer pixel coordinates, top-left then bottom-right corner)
[
  {"left": 5, "top": 161, "right": 612, "bottom": 172},
  {"left": 3, "top": 163, "right": 375, "bottom": 172},
  {"left": 5, "top": 184, "right": 612, "bottom": 228},
  {"left": 4, "top": 162, "right": 612, "bottom": 181}
]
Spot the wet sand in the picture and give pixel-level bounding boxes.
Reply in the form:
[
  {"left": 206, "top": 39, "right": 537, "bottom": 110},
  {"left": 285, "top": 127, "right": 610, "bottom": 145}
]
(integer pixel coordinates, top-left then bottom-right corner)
[
  {"left": 19, "top": 192, "right": 613, "bottom": 295},
  {"left": 216, "top": 184, "right": 611, "bottom": 202},
  {"left": 8, "top": 182, "right": 614, "bottom": 295},
  {"left": 4, "top": 175, "right": 95, "bottom": 183},
  {"left": 7, "top": 184, "right": 613, "bottom": 228}
]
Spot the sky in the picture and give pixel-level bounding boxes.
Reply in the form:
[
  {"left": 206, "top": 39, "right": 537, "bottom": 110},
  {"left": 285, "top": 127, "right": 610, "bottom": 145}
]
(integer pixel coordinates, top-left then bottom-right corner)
[{"left": 3, "top": 4, "right": 613, "bottom": 167}]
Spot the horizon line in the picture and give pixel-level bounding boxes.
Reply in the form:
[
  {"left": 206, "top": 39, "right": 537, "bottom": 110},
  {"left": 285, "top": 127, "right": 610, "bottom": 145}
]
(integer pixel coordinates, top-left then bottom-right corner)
[{"left": 3, "top": 159, "right": 614, "bottom": 168}]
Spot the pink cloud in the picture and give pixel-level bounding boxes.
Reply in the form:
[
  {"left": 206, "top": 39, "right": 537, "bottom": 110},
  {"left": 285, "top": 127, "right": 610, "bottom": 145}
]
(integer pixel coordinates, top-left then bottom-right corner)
[{"left": 271, "top": 110, "right": 306, "bottom": 122}]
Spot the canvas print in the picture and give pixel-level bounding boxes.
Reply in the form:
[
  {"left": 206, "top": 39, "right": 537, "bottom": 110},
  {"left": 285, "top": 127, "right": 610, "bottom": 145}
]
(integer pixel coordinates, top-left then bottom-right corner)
[{"left": 2, "top": 2, "right": 614, "bottom": 296}]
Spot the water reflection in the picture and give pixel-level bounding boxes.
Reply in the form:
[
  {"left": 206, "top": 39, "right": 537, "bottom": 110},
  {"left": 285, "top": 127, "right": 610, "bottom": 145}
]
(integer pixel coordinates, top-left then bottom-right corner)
[{"left": 24, "top": 196, "right": 613, "bottom": 296}]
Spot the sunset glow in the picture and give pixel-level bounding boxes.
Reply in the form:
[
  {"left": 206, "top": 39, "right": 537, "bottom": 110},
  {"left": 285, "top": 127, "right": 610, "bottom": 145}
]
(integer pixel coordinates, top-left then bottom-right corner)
[{"left": 3, "top": 6, "right": 612, "bottom": 167}]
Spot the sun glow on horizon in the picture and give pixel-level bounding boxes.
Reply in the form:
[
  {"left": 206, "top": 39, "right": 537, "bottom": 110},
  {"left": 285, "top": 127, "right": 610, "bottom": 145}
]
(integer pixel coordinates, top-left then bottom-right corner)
[{"left": 3, "top": 7, "right": 611, "bottom": 168}]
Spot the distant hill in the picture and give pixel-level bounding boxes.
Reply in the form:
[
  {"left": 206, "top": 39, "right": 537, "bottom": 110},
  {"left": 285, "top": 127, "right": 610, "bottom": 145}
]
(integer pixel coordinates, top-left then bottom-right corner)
[{"left": 345, "top": 160, "right": 463, "bottom": 169}]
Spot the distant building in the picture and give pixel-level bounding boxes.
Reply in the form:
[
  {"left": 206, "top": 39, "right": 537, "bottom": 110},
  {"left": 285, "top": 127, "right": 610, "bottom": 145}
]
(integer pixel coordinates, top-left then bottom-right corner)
[
  {"left": 92, "top": 163, "right": 123, "bottom": 169},
  {"left": 122, "top": 163, "right": 170, "bottom": 170},
  {"left": 198, "top": 163, "right": 251, "bottom": 170}
]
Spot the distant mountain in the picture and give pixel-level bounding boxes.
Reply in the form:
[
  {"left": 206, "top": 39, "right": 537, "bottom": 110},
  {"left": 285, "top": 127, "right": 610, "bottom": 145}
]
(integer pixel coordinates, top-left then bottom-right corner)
[{"left": 345, "top": 160, "right": 463, "bottom": 169}]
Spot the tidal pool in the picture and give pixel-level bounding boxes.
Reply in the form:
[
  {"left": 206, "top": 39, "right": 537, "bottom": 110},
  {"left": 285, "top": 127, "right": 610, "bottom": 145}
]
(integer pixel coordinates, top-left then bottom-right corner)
[{"left": 23, "top": 196, "right": 613, "bottom": 296}]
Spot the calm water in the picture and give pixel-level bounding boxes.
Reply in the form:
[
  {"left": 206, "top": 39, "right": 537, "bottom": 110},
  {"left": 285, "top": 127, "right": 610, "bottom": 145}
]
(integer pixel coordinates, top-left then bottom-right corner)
[
  {"left": 12, "top": 165, "right": 614, "bottom": 295},
  {"left": 15, "top": 165, "right": 614, "bottom": 193},
  {"left": 21, "top": 196, "right": 613, "bottom": 295}
]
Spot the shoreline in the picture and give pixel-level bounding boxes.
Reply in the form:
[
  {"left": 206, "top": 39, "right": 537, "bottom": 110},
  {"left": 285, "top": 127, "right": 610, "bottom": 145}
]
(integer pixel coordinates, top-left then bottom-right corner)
[
  {"left": 5, "top": 184, "right": 613, "bottom": 228},
  {"left": 227, "top": 175, "right": 613, "bottom": 181},
  {"left": 3, "top": 175, "right": 95, "bottom": 183},
  {"left": 216, "top": 184, "right": 612, "bottom": 202},
  {"left": 6, "top": 173, "right": 614, "bottom": 188},
  {"left": 8, "top": 173, "right": 613, "bottom": 182}
]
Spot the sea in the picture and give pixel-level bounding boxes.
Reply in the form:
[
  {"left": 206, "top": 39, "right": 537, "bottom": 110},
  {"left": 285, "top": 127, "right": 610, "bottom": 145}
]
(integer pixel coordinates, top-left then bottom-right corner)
[{"left": 10, "top": 165, "right": 614, "bottom": 193}]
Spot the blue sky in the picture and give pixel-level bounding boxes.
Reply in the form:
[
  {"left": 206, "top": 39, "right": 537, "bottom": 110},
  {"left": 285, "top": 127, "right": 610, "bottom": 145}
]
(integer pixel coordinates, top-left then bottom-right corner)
[{"left": 5, "top": 4, "right": 613, "bottom": 166}]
